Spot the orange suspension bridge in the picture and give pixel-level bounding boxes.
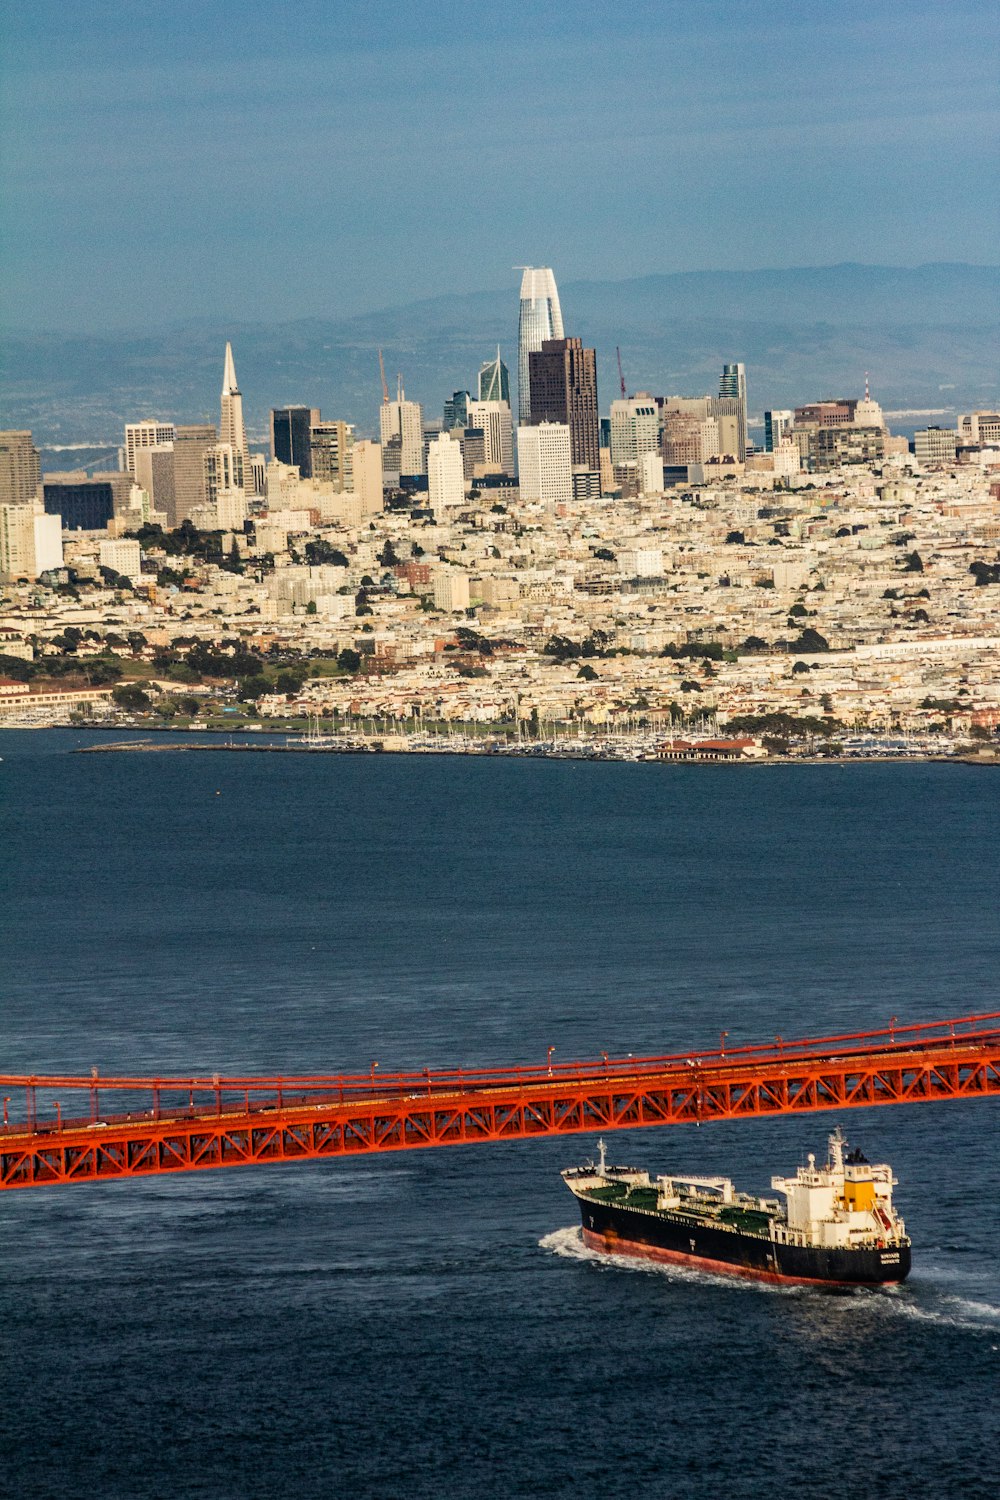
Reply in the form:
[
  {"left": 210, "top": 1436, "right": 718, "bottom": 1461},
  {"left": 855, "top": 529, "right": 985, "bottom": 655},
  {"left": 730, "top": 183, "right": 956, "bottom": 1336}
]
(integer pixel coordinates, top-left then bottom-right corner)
[{"left": 2, "top": 1012, "right": 998, "bottom": 1193}]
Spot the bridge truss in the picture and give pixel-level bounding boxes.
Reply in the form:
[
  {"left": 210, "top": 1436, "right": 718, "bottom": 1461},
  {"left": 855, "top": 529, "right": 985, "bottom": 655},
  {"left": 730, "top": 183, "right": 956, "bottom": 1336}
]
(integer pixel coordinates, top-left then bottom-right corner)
[{"left": 2, "top": 1013, "right": 997, "bottom": 1192}]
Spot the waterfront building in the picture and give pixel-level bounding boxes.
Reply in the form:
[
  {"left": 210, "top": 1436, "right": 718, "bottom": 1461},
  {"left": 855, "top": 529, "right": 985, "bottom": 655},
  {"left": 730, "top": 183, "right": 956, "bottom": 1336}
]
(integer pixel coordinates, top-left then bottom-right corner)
[
  {"left": 478, "top": 349, "right": 510, "bottom": 405},
  {"left": 516, "top": 422, "right": 572, "bottom": 506},
  {"left": 124, "top": 420, "right": 175, "bottom": 476},
  {"left": 517, "top": 267, "right": 564, "bottom": 425},
  {"left": 527, "top": 337, "right": 599, "bottom": 473},
  {"left": 764, "top": 410, "right": 794, "bottom": 452},
  {"left": 271, "top": 407, "right": 319, "bottom": 477}
]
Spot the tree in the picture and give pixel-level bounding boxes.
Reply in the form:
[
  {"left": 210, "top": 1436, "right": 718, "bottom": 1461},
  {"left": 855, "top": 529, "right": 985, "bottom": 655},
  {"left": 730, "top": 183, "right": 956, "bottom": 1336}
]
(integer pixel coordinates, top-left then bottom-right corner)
[
  {"left": 304, "top": 539, "right": 349, "bottom": 567},
  {"left": 377, "top": 540, "right": 400, "bottom": 567},
  {"left": 901, "top": 551, "right": 924, "bottom": 573},
  {"left": 725, "top": 530, "right": 745, "bottom": 544},
  {"left": 112, "top": 683, "right": 151, "bottom": 711},
  {"left": 276, "top": 669, "right": 306, "bottom": 695},
  {"left": 305, "top": 600, "right": 318, "bottom": 615},
  {"left": 790, "top": 627, "right": 829, "bottom": 653},
  {"left": 577, "top": 663, "right": 598, "bottom": 680},
  {"left": 337, "top": 648, "right": 362, "bottom": 673}
]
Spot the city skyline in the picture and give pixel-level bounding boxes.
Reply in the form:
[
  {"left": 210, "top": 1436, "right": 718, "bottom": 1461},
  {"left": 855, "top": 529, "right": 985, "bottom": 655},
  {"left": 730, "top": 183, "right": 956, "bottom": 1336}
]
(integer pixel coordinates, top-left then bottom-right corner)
[{"left": 1, "top": 1, "right": 996, "bottom": 332}]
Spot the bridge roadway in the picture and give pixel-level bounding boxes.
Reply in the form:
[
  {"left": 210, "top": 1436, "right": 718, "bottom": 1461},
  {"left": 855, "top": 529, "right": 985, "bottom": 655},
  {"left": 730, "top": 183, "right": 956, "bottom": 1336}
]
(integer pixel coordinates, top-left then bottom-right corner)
[{"left": 2, "top": 1013, "right": 998, "bottom": 1191}]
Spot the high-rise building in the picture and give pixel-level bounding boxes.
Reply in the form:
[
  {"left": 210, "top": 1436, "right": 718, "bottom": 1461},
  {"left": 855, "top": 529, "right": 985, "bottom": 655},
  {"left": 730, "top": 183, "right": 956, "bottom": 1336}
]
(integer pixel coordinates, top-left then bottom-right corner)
[
  {"left": 516, "top": 422, "right": 572, "bottom": 506},
  {"left": 517, "top": 267, "right": 564, "bottom": 425},
  {"left": 124, "top": 421, "right": 175, "bottom": 476},
  {"left": 914, "top": 428, "right": 958, "bottom": 466},
  {"left": 609, "top": 396, "right": 659, "bottom": 466},
  {"left": 466, "top": 400, "right": 514, "bottom": 475},
  {"left": 171, "top": 424, "right": 217, "bottom": 525},
  {"left": 351, "top": 440, "right": 384, "bottom": 514},
  {"left": 527, "top": 338, "right": 599, "bottom": 473},
  {"left": 379, "top": 390, "right": 424, "bottom": 479},
  {"left": 219, "top": 343, "right": 251, "bottom": 490},
  {"left": 478, "top": 349, "right": 510, "bottom": 405},
  {"left": 427, "top": 431, "right": 465, "bottom": 515},
  {"left": 764, "top": 410, "right": 794, "bottom": 452},
  {"left": 271, "top": 407, "right": 319, "bottom": 478},
  {"left": 712, "top": 398, "right": 744, "bottom": 462},
  {"left": 444, "top": 391, "right": 471, "bottom": 432},
  {"left": 0, "top": 505, "right": 63, "bottom": 580},
  {"left": 719, "top": 363, "right": 748, "bottom": 459},
  {"left": 310, "top": 421, "right": 354, "bottom": 490},
  {"left": 0, "top": 431, "right": 42, "bottom": 506},
  {"left": 133, "top": 446, "right": 175, "bottom": 519},
  {"left": 42, "top": 472, "right": 137, "bottom": 531}
]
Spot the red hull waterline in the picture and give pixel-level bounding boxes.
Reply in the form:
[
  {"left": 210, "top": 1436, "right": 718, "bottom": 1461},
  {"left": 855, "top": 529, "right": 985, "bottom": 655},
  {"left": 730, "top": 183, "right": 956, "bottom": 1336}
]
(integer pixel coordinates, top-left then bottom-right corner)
[{"left": 580, "top": 1228, "right": 903, "bottom": 1288}]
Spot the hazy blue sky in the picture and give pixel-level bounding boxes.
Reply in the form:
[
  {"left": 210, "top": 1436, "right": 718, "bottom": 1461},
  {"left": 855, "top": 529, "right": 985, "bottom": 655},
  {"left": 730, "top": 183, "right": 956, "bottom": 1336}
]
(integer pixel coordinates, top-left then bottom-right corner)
[{"left": 1, "top": 0, "right": 996, "bottom": 331}]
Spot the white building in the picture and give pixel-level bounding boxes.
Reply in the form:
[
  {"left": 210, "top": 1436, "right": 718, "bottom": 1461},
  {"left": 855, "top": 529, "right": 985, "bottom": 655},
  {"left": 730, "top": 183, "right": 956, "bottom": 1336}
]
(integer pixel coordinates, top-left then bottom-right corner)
[
  {"left": 0, "top": 505, "right": 63, "bottom": 580},
  {"left": 379, "top": 394, "right": 424, "bottom": 479},
  {"left": 427, "top": 431, "right": 466, "bottom": 516},
  {"left": 609, "top": 396, "right": 659, "bottom": 466},
  {"left": 516, "top": 422, "right": 572, "bottom": 506},
  {"left": 124, "top": 420, "right": 175, "bottom": 476},
  {"left": 351, "top": 439, "right": 384, "bottom": 514},
  {"left": 434, "top": 567, "right": 471, "bottom": 612},
  {"left": 99, "top": 538, "right": 143, "bottom": 583},
  {"left": 618, "top": 548, "right": 663, "bottom": 578},
  {"left": 639, "top": 452, "right": 664, "bottom": 495},
  {"left": 466, "top": 400, "right": 514, "bottom": 475}
]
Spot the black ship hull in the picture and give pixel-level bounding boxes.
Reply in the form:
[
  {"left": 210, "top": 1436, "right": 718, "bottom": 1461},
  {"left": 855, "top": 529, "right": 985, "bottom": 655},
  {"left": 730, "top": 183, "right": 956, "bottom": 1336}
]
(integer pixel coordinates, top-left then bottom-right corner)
[{"left": 576, "top": 1196, "right": 910, "bottom": 1286}]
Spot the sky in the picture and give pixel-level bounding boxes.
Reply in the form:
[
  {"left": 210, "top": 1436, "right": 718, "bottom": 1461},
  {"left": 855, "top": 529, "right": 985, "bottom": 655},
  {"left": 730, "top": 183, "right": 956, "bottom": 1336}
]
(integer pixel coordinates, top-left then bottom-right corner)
[{"left": 1, "top": 0, "right": 997, "bottom": 332}]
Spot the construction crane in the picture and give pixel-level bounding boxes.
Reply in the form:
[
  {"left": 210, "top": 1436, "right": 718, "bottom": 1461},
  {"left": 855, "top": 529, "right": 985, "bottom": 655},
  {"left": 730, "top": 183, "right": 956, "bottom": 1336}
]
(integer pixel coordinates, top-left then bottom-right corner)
[
  {"left": 378, "top": 348, "right": 389, "bottom": 404},
  {"left": 616, "top": 346, "right": 627, "bottom": 399}
]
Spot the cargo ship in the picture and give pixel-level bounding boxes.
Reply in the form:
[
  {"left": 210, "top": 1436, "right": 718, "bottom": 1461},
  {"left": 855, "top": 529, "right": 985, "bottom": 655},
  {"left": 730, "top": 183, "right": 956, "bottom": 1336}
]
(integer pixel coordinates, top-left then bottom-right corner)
[{"left": 562, "top": 1129, "right": 910, "bottom": 1287}]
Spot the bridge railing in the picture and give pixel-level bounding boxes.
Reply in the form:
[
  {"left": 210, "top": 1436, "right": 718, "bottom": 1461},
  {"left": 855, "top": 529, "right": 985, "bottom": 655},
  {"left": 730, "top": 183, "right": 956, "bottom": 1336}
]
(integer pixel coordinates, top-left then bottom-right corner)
[{"left": 2, "top": 1011, "right": 997, "bottom": 1136}]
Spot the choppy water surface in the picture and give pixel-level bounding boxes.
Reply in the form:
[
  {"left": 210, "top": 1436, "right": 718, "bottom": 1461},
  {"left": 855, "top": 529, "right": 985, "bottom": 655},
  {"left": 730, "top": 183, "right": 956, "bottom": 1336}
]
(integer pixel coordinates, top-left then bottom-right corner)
[{"left": 1, "top": 732, "right": 997, "bottom": 1499}]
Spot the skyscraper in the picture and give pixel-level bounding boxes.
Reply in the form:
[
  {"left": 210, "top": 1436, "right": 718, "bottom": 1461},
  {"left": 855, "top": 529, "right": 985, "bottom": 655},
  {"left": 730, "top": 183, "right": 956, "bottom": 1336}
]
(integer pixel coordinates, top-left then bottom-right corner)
[
  {"left": 172, "top": 424, "right": 217, "bottom": 525},
  {"left": 444, "top": 391, "right": 471, "bottom": 432},
  {"left": 609, "top": 396, "right": 659, "bottom": 466},
  {"left": 764, "top": 410, "right": 794, "bottom": 452},
  {"left": 309, "top": 421, "right": 354, "bottom": 490},
  {"left": 719, "top": 363, "right": 748, "bottom": 459},
  {"left": 0, "top": 430, "right": 41, "bottom": 506},
  {"left": 466, "top": 400, "right": 514, "bottom": 475},
  {"left": 516, "top": 422, "right": 572, "bottom": 506},
  {"left": 219, "top": 342, "right": 251, "bottom": 490},
  {"left": 271, "top": 407, "right": 319, "bottom": 477},
  {"left": 123, "top": 420, "right": 175, "bottom": 477},
  {"left": 478, "top": 348, "right": 510, "bottom": 405},
  {"left": 517, "top": 268, "right": 564, "bottom": 425},
  {"left": 379, "top": 387, "right": 424, "bottom": 480},
  {"left": 527, "top": 337, "right": 599, "bottom": 473},
  {"left": 427, "top": 431, "right": 465, "bottom": 516}
]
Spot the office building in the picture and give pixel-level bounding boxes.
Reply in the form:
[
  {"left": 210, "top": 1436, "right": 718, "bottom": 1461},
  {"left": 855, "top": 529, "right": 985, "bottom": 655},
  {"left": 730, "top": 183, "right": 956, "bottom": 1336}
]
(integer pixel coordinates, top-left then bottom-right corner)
[
  {"left": 310, "top": 421, "right": 354, "bottom": 490},
  {"left": 609, "top": 395, "right": 659, "bottom": 466},
  {"left": 42, "top": 472, "right": 136, "bottom": 531},
  {"left": 516, "top": 422, "right": 572, "bottom": 506},
  {"left": 427, "top": 431, "right": 465, "bottom": 515},
  {"left": 271, "top": 407, "right": 319, "bottom": 477},
  {"left": 379, "top": 391, "right": 424, "bottom": 479},
  {"left": 466, "top": 400, "right": 514, "bottom": 475},
  {"left": 1, "top": 505, "right": 62, "bottom": 580},
  {"left": 517, "top": 267, "right": 564, "bottom": 424},
  {"left": 124, "top": 421, "right": 175, "bottom": 476},
  {"left": 478, "top": 349, "right": 510, "bottom": 405},
  {"left": 351, "top": 440, "right": 384, "bottom": 514},
  {"left": 171, "top": 424, "right": 217, "bottom": 525},
  {"left": 99, "top": 538, "right": 143, "bottom": 583},
  {"left": 444, "top": 391, "right": 471, "bottom": 432},
  {"left": 719, "top": 362, "right": 748, "bottom": 459},
  {"left": 764, "top": 410, "right": 794, "bottom": 452},
  {"left": 0, "top": 431, "right": 41, "bottom": 506},
  {"left": 219, "top": 342, "right": 251, "bottom": 490},
  {"left": 527, "top": 337, "right": 599, "bottom": 473},
  {"left": 914, "top": 427, "right": 958, "bottom": 466},
  {"left": 712, "top": 398, "right": 744, "bottom": 461},
  {"left": 433, "top": 567, "right": 471, "bottom": 612},
  {"left": 133, "top": 445, "right": 175, "bottom": 519}
]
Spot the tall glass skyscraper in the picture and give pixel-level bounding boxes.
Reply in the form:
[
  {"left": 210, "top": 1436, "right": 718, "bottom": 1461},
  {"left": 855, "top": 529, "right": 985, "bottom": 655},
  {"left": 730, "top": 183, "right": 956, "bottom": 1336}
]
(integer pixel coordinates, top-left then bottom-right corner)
[
  {"left": 478, "top": 348, "right": 510, "bottom": 405},
  {"left": 517, "top": 268, "right": 564, "bottom": 425}
]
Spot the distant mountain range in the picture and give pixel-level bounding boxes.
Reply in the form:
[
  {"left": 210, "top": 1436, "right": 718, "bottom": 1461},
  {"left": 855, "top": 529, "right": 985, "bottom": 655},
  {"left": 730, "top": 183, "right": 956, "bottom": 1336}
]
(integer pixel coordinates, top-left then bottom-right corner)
[{"left": 2, "top": 263, "right": 996, "bottom": 457}]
